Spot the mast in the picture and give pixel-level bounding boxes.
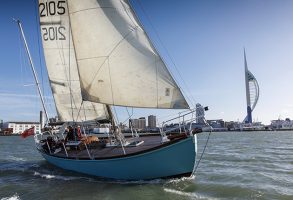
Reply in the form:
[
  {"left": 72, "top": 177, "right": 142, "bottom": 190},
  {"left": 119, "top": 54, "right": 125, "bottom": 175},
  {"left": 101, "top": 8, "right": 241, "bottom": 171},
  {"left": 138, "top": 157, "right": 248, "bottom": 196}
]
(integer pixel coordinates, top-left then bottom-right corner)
[{"left": 14, "top": 19, "right": 49, "bottom": 123}]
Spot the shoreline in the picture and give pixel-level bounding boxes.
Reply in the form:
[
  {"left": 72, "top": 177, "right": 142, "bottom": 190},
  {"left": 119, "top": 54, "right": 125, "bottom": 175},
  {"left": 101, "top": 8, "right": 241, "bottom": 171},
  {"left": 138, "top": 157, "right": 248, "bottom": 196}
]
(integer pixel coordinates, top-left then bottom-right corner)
[{"left": 1, "top": 129, "right": 293, "bottom": 137}]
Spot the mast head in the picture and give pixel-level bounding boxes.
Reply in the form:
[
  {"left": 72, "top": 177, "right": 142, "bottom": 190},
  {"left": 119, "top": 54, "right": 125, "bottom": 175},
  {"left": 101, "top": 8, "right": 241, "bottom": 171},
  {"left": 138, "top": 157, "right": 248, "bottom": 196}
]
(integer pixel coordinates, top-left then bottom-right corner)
[{"left": 12, "top": 18, "right": 21, "bottom": 24}]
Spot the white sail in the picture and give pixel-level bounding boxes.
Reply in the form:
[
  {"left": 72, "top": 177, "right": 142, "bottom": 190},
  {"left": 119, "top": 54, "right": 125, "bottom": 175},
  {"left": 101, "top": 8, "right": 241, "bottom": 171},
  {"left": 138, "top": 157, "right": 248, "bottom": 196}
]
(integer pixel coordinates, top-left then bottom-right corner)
[
  {"left": 67, "top": 0, "right": 189, "bottom": 109},
  {"left": 38, "top": 0, "right": 109, "bottom": 122}
]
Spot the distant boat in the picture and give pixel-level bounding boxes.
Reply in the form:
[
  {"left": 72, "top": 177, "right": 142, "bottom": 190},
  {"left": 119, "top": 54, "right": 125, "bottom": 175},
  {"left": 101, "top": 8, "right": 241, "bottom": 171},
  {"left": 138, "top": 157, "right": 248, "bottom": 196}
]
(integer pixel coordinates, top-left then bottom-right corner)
[{"left": 16, "top": 0, "right": 199, "bottom": 180}]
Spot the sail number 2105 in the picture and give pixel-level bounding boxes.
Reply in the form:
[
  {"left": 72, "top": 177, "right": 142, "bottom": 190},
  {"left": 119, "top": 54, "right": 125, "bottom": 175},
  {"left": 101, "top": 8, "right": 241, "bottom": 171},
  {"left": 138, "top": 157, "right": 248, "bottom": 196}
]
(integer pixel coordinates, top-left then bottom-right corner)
[
  {"left": 39, "top": 1, "right": 66, "bottom": 17},
  {"left": 39, "top": 1, "right": 67, "bottom": 41}
]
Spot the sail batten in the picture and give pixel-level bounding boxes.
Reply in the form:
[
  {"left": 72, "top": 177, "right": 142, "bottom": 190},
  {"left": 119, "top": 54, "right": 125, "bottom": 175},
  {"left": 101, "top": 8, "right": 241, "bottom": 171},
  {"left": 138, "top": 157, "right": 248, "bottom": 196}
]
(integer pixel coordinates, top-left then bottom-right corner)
[
  {"left": 38, "top": 0, "right": 109, "bottom": 122},
  {"left": 67, "top": 0, "right": 189, "bottom": 109}
]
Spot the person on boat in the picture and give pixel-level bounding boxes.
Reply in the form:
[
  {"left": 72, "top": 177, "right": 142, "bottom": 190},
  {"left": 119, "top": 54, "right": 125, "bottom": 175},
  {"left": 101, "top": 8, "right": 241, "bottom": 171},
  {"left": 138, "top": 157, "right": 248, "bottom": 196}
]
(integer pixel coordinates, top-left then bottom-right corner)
[
  {"left": 41, "top": 136, "right": 56, "bottom": 153},
  {"left": 65, "top": 126, "right": 75, "bottom": 143},
  {"left": 76, "top": 125, "right": 82, "bottom": 140}
]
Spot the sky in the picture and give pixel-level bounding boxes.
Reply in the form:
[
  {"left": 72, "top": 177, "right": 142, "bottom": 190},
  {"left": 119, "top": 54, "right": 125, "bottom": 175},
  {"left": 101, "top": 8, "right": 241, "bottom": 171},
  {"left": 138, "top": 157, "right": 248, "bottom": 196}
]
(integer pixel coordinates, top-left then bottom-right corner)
[{"left": 0, "top": 0, "right": 293, "bottom": 125}]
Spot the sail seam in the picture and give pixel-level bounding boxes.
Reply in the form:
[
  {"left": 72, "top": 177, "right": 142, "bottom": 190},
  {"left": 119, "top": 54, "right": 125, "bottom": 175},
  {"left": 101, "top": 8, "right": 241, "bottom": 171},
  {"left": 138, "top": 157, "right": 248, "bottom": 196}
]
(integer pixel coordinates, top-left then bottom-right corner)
[
  {"left": 67, "top": 17, "right": 75, "bottom": 122},
  {"left": 77, "top": 56, "right": 108, "bottom": 61},
  {"left": 76, "top": 27, "right": 138, "bottom": 62},
  {"left": 107, "top": 58, "right": 115, "bottom": 106},
  {"left": 43, "top": 47, "right": 72, "bottom": 50},
  {"left": 69, "top": 7, "right": 118, "bottom": 15},
  {"left": 82, "top": 27, "right": 139, "bottom": 88}
]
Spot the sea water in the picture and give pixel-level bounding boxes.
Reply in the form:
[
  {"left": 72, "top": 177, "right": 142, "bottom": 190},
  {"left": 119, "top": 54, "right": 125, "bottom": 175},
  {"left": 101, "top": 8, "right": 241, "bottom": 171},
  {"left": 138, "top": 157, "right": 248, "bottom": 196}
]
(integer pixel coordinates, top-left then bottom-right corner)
[{"left": 0, "top": 131, "right": 292, "bottom": 200}]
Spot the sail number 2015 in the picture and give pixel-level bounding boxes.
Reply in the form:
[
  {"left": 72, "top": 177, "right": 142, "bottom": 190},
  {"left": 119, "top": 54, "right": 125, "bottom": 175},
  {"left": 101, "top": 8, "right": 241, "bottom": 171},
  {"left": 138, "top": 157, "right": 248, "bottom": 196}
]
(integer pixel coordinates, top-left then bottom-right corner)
[{"left": 39, "top": 1, "right": 66, "bottom": 17}]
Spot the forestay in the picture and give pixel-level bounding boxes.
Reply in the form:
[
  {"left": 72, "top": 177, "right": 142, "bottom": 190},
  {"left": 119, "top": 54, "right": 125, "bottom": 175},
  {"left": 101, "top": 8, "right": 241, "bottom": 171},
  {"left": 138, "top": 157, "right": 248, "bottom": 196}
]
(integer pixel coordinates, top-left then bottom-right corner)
[
  {"left": 67, "top": 0, "right": 189, "bottom": 109},
  {"left": 38, "top": 0, "right": 109, "bottom": 122}
]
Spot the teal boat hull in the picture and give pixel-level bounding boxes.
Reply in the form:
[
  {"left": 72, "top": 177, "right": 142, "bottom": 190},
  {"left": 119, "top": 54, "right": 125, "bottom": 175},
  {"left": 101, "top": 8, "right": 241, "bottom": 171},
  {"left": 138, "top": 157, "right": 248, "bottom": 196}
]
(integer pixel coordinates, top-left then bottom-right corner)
[{"left": 40, "top": 136, "right": 197, "bottom": 180}]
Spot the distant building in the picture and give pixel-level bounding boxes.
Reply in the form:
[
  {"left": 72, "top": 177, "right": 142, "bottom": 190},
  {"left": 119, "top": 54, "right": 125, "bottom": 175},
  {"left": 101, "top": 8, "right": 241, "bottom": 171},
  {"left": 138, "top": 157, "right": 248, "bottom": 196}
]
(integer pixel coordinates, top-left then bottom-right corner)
[
  {"left": 189, "top": 122, "right": 205, "bottom": 130},
  {"left": 129, "top": 117, "right": 147, "bottom": 131},
  {"left": 3, "top": 122, "right": 41, "bottom": 134},
  {"left": 148, "top": 115, "right": 156, "bottom": 128},
  {"left": 49, "top": 116, "right": 59, "bottom": 123},
  {"left": 225, "top": 121, "right": 241, "bottom": 131},
  {"left": 0, "top": 119, "right": 3, "bottom": 131},
  {"left": 196, "top": 103, "right": 205, "bottom": 124},
  {"left": 129, "top": 119, "right": 139, "bottom": 130},
  {"left": 271, "top": 119, "right": 283, "bottom": 129},
  {"left": 271, "top": 118, "right": 293, "bottom": 130},
  {"left": 207, "top": 119, "right": 225, "bottom": 128},
  {"left": 243, "top": 50, "right": 260, "bottom": 124},
  {"left": 138, "top": 117, "right": 146, "bottom": 130},
  {"left": 164, "top": 123, "right": 180, "bottom": 132}
]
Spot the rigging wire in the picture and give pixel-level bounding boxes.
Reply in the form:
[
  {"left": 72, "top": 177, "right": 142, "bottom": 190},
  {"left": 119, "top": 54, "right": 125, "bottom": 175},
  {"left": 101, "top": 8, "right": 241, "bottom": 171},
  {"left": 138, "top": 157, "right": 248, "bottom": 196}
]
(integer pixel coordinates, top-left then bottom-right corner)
[
  {"left": 18, "top": 29, "right": 24, "bottom": 87},
  {"left": 62, "top": 0, "right": 75, "bottom": 122},
  {"left": 74, "top": 101, "right": 84, "bottom": 122},
  {"left": 17, "top": 23, "right": 35, "bottom": 107},
  {"left": 68, "top": 42, "right": 75, "bottom": 122},
  {"left": 67, "top": 5, "right": 74, "bottom": 122},
  {"left": 106, "top": 58, "right": 120, "bottom": 126},
  {"left": 18, "top": 24, "right": 39, "bottom": 115},
  {"left": 112, "top": 106, "right": 120, "bottom": 126},
  {"left": 122, "top": 107, "right": 133, "bottom": 125},
  {"left": 34, "top": 0, "right": 52, "bottom": 122},
  {"left": 135, "top": 0, "right": 197, "bottom": 108},
  {"left": 18, "top": 27, "right": 32, "bottom": 88},
  {"left": 192, "top": 112, "right": 213, "bottom": 175},
  {"left": 192, "top": 131, "right": 211, "bottom": 175},
  {"left": 34, "top": 0, "right": 45, "bottom": 101},
  {"left": 82, "top": 101, "right": 88, "bottom": 122}
]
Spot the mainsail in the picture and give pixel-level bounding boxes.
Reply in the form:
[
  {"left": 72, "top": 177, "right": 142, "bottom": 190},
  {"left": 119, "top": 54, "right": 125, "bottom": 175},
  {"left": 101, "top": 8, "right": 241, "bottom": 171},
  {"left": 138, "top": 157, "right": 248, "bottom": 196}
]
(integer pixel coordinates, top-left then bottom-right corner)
[
  {"left": 39, "top": 0, "right": 109, "bottom": 122},
  {"left": 67, "top": 0, "right": 189, "bottom": 109}
]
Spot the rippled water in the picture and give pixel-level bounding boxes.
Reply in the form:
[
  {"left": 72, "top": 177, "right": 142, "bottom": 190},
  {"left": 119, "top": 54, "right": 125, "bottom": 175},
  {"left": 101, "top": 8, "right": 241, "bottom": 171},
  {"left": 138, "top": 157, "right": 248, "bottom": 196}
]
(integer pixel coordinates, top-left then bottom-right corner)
[{"left": 0, "top": 131, "right": 292, "bottom": 200}]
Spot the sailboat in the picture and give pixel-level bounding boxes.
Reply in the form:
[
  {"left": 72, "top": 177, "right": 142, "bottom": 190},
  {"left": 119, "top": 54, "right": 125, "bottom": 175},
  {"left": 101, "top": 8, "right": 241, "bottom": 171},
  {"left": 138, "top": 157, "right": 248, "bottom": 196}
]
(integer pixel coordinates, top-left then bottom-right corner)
[{"left": 16, "top": 0, "right": 200, "bottom": 180}]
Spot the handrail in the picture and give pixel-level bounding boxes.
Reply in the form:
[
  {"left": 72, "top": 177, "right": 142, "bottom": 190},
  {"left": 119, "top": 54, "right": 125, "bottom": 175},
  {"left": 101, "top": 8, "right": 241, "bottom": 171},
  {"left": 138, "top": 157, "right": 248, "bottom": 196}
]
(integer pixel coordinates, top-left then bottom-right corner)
[
  {"left": 163, "top": 117, "right": 198, "bottom": 134},
  {"left": 162, "top": 109, "right": 196, "bottom": 125},
  {"left": 158, "top": 109, "right": 198, "bottom": 141}
]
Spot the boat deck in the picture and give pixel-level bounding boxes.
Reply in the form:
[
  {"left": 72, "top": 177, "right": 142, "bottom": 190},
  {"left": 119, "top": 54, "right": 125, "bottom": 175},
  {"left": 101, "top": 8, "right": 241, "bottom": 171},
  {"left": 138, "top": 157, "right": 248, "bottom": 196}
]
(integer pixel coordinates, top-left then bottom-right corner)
[{"left": 46, "top": 134, "right": 187, "bottom": 160}]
